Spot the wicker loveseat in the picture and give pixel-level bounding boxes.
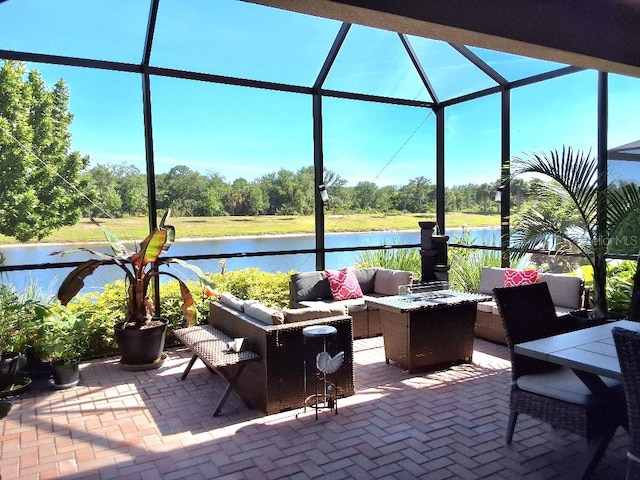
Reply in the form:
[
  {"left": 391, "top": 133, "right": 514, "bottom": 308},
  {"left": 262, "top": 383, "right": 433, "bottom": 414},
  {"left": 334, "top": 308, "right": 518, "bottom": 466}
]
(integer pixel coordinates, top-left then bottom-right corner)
[
  {"left": 207, "top": 300, "right": 355, "bottom": 415},
  {"left": 475, "top": 267, "right": 586, "bottom": 345},
  {"left": 289, "top": 268, "right": 413, "bottom": 339}
]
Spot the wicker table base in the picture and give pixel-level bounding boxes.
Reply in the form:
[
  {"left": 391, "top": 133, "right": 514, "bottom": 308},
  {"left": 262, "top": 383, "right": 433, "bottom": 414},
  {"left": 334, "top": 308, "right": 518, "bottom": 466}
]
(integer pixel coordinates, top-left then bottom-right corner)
[{"left": 366, "top": 291, "right": 490, "bottom": 373}]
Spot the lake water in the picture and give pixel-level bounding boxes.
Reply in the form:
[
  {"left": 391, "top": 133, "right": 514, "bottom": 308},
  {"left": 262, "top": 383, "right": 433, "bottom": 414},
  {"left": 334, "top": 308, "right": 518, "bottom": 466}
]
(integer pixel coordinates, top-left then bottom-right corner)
[{"left": 0, "top": 227, "right": 500, "bottom": 295}]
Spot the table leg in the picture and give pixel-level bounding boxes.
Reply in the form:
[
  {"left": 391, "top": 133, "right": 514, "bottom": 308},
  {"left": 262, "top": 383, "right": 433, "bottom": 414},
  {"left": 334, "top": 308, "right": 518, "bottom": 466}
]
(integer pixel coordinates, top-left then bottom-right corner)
[
  {"left": 578, "top": 422, "right": 619, "bottom": 480},
  {"left": 570, "top": 369, "right": 624, "bottom": 479},
  {"left": 213, "top": 363, "right": 248, "bottom": 417},
  {"left": 181, "top": 354, "right": 199, "bottom": 380},
  {"left": 572, "top": 369, "right": 611, "bottom": 397}
]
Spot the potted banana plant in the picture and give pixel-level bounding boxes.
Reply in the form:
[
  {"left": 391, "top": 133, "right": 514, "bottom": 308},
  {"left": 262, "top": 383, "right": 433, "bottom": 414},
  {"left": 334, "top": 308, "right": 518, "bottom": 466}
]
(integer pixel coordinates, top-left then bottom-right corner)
[{"left": 51, "top": 210, "right": 216, "bottom": 369}]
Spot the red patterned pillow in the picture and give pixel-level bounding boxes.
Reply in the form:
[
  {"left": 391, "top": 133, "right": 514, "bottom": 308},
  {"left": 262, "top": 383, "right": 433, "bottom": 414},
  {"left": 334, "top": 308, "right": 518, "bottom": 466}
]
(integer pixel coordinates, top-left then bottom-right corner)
[
  {"left": 325, "top": 268, "right": 363, "bottom": 301},
  {"left": 504, "top": 268, "right": 538, "bottom": 287}
]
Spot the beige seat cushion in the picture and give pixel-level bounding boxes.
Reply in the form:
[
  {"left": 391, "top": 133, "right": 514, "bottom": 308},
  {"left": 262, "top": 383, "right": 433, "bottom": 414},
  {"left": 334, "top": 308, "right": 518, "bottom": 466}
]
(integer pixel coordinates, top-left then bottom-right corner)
[
  {"left": 272, "top": 304, "right": 348, "bottom": 324},
  {"left": 517, "top": 367, "right": 620, "bottom": 405},
  {"left": 373, "top": 269, "right": 413, "bottom": 295},
  {"left": 300, "top": 298, "right": 366, "bottom": 315},
  {"left": 477, "top": 301, "right": 495, "bottom": 313}
]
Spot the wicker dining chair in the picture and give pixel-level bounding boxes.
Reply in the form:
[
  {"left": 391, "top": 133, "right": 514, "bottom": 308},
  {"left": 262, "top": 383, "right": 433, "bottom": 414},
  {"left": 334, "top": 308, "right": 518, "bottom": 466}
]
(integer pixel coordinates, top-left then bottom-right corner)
[
  {"left": 613, "top": 327, "right": 640, "bottom": 480},
  {"left": 493, "top": 282, "right": 625, "bottom": 449}
]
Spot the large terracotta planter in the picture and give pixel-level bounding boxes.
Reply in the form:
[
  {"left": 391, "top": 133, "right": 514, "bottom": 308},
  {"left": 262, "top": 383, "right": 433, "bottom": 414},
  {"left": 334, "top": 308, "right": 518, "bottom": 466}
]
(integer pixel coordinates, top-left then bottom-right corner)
[{"left": 115, "top": 319, "right": 167, "bottom": 369}]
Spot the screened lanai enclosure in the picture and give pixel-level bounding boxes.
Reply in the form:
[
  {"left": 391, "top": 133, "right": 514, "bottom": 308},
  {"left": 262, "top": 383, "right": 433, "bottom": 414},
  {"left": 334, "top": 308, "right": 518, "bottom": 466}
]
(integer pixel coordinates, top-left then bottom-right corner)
[{"left": 0, "top": 0, "right": 639, "bottom": 296}]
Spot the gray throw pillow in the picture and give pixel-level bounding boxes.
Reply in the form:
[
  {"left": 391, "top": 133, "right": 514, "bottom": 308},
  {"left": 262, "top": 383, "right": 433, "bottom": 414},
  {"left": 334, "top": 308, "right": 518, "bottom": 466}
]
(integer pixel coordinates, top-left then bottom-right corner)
[
  {"left": 354, "top": 268, "right": 377, "bottom": 294},
  {"left": 290, "top": 271, "right": 332, "bottom": 302}
]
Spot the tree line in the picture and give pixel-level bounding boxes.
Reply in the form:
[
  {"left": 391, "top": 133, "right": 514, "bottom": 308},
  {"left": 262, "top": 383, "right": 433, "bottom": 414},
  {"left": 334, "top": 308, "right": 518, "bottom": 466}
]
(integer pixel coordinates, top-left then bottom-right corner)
[{"left": 82, "top": 162, "right": 522, "bottom": 218}]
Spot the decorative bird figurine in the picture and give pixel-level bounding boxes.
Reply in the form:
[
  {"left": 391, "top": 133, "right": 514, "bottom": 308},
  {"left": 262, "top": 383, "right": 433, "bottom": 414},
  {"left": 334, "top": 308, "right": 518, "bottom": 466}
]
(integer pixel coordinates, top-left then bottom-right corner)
[{"left": 316, "top": 351, "right": 344, "bottom": 374}]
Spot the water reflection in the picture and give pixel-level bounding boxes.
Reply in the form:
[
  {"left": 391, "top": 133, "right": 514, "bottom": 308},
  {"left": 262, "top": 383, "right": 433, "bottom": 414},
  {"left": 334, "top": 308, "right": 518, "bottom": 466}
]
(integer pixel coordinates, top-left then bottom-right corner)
[{"left": 1, "top": 228, "right": 499, "bottom": 295}]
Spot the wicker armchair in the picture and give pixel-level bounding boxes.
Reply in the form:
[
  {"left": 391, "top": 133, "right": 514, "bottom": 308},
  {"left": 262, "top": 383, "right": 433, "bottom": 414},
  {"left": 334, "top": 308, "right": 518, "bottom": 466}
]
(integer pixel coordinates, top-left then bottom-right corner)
[
  {"left": 613, "top": 327, "right": 640, "bottom": 480},
  {"left": 493, "top": 283, "right": 625, "bottom": 455}
]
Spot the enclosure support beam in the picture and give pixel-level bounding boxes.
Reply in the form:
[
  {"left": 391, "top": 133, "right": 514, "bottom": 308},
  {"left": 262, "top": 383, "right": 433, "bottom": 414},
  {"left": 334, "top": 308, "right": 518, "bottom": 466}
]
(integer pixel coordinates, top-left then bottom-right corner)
[
  {"left": 500, "top": 89, "right": 511, "bottom": 268},
  {"left": 435, "top": 107, "right": 445, "bottom": 233}
]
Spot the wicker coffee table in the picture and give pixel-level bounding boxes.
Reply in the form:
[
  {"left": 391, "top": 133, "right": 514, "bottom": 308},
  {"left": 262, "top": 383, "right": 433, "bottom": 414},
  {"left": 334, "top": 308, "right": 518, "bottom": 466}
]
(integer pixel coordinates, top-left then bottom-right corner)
[{"left": 366, "top": 291, "right": 491, "bottom": 373}]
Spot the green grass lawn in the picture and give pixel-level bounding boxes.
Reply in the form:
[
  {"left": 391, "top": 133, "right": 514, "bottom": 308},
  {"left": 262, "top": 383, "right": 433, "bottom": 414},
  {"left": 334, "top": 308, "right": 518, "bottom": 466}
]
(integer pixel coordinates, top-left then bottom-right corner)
[{"left": 0, "top": 212, "right": 500, "bottom": 244}]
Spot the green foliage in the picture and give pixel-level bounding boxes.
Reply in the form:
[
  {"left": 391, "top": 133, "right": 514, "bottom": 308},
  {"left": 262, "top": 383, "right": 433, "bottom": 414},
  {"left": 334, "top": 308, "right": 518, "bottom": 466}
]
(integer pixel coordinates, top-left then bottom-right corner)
[
  {"left": 81, "top": 155, "right": 530, "bottom": 220},
  {"left": 208, "top": 268, "right": 294, "bottom": 308},
  {"left": 155, "top": 279, "right": 213, "bottom": 344},
  {"left": 0, "top": 60, "right": 90, "bottom": 241},
  {"left": 0, "top": 283, "right": 51, "bottom": 357},
  {"left": 448, "top": 248, "right": 501, "bottom": 292},
  {"left": 64, "top": 282, "right": 125, "bottom": 357},
  {"left": 65, "top": 279, "right": 213, "bottom": 355},
  {"left": 41, "top": 304, "right": 90, "bottom": 364},
  {"left": 605, "top": 261, "right": 636, "bottom": 315},
  {"left": 355, "top": 248, "right": 421, "bottom": 279},
  {"left": 447, "top": 230, "right": 500, "bottom": 292}
]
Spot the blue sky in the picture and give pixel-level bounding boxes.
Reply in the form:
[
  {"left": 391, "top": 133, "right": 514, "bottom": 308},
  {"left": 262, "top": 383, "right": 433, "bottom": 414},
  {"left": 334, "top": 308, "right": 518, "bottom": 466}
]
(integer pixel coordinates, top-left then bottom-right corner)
[{"left": 1, "top": 0, "right": 639, "bottom": 187}]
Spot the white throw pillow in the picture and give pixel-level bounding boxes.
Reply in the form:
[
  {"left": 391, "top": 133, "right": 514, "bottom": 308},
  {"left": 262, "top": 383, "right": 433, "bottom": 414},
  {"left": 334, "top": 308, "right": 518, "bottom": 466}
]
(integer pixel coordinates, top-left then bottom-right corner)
[
  {"left": 243, "top": 301, "right": 279, "bottom": 325},
  {"left": 218, "top": 292, "right": 244, "bottom": 312}
]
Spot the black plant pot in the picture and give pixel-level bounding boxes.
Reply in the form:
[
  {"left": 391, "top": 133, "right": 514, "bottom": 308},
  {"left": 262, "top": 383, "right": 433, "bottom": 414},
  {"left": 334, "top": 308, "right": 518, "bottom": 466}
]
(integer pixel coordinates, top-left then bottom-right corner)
[
  {"left": 52, "top": 361, "right": 80, "bottom": 389},
  {"left": 0, "top": 353, "right": 26, "bottom": 390},
  {"left": 0, "top": 353, "right": 31, "bottom": 396},
  {"left": 568, "top": 309, "right": 626, "bottom": 329},
  {"left": 115, "top": 319, "right": 168, "bottom": 370}
]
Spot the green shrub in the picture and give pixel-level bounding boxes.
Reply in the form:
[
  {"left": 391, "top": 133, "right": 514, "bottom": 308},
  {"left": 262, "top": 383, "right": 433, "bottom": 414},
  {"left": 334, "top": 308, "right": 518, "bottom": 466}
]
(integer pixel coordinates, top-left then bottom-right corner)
[
  {"left": 447, "top": 230, "right": 501, "bottom": 292},
  {"left": 65, "top": 282, "right": 126, "bottom": 357},
  {"left": 0, "top": 283, "right": 51, "bottom": 357},
  {"left": 208, "top": 268, "right": 294, "bottom": 308},
  {"left": 606, "top": 260, "right": 635, "bottom": 315},
  {"left": 41, "top": 303, "right": 91, "bottom": 364},
  {"left": 355, "top": 248, "right": 421, "bottom": 279},
  {"left": 448, "top": 247, "right": 501, "bottom": 292}
]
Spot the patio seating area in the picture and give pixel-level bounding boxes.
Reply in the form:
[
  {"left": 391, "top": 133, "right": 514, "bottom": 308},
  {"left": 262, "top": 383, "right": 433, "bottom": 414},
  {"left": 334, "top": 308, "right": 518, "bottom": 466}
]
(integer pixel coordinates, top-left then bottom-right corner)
[{"left": 0, "top": 337, "right": 629, "bottom": 479}]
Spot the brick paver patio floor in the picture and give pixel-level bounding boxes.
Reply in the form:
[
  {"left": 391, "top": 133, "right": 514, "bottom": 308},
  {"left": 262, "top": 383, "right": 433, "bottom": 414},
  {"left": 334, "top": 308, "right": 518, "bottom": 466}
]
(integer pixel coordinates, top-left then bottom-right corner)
[{"left": 0, "top": 337, "right": 628, "bottom": 479}]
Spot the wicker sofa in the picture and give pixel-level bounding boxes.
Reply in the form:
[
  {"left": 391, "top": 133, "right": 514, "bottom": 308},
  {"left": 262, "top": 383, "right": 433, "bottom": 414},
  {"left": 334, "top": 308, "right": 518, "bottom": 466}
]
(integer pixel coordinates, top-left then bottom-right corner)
[
  {"left": 289, "top": 268, "right": 413, "bottom": 339},
  {"left": 475, "top": 267, "right": 586, "bottom": 345},
  {"left": 207, "top": 299, "right": 355, "bottom": 415}
]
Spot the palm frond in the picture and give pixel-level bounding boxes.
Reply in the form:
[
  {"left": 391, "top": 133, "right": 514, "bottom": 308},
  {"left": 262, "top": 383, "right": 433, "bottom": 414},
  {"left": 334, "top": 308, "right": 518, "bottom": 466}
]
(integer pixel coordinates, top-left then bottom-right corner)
[
  {"left": 512, "top": 147, "right": 600, "bottom": 239},
  {"left": 608, "top": 183, "right": 640, "bottom": 234}
]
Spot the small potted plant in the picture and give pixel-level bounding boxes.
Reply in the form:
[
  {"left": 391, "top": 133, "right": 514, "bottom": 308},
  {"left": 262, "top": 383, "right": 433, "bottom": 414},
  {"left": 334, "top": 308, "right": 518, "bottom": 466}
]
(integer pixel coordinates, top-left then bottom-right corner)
[
  {"left": 51, "top": 210, "right": 216, "bottom": 369},
  {"left": 0, "top": 284, "right": 46, "bottom": 392},
  {"left": 41, "top": 304, "right": 89, "bottom": 388}
]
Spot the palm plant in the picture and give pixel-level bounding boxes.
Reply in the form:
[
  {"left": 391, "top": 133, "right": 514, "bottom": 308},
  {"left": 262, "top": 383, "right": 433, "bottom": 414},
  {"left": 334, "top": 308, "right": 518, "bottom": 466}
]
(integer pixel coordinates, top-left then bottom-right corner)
[
  {"left": 510, "top": 146, "right": 640, "bottom": 318},
  {"left": 52, "top": 210, "right": 216, "bottom": 329}
]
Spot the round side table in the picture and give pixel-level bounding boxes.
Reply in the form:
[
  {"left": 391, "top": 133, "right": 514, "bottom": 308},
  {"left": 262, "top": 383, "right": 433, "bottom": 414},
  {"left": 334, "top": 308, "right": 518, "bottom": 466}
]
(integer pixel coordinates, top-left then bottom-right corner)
[{"left": 302, "top": 325, "right": 339, "bottom": 420}]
